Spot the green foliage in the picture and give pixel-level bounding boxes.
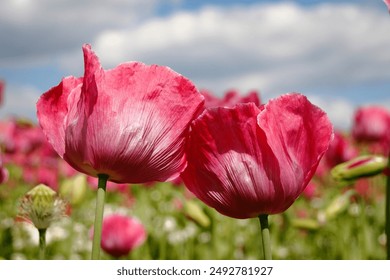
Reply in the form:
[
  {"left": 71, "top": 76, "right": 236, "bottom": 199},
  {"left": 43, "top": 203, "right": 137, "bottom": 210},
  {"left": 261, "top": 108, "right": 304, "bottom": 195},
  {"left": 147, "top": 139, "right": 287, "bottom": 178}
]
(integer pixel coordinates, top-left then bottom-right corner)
[{"left": 0, "top": 163, "right": 388, "bottom": 260}]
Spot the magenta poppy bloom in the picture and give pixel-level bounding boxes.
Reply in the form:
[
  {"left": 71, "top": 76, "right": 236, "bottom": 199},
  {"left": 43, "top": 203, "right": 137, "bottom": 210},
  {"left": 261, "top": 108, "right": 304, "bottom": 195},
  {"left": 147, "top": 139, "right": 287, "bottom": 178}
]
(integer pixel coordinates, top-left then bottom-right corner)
[
  {"left": 352, "top": 106, "right": 390, "bottom": 142},
  {"left": 0, "top": 155, "right": 8, "bottom": 184},
  {"left": 37, "top": 44, "right": 204, "bottom": 184},
  {"left": 315, "top": 130, "right": 358, "bottom": 179},
  {"left": 324, "top": 131, "right": 358, "bottom": 168},
  {"left": 201, "top": 89, "right": 261, "bottom": 109},
  {"left": 0, "top": 79, "right": 4, "bottom": 107},
  {"left": 351, "top": 106, "right": 390, "bottom": 153},
  {"left": 181, "top": 93, "right": 333, "bottom": 219},
  {"left": 0, "top": 118, "right": 61, "bottom": 189},
  {"left": 99, "top": 214, "right": 146, "bottom": 258},
  {"left": 302, "top": 182, "right": 316, "bottom": 200}
]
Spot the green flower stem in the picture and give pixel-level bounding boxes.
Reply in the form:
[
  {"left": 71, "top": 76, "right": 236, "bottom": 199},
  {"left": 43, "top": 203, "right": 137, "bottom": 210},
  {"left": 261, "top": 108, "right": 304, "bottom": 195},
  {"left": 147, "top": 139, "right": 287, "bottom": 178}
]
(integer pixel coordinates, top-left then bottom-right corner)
[
  {"left": 91, "top": 174, "right": 109, "bottom": 260},
  {"left": 38, "top": 228, "right": 47, "bottom": 260},
  {"left": 259, "top": 214, "right": 272, "bottom": 260},
  {"left": 386, "top": 153, "right": 390, "bottom": 260}
]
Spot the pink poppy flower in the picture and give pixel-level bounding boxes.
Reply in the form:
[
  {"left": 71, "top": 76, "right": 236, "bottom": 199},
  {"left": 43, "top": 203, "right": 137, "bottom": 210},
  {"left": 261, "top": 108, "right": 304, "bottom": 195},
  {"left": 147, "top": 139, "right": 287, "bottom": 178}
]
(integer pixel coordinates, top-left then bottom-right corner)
[
  {"left": 351, "top": 106, "right": 390, "bottom": 154},
  {"left": 201, "top": 89, "right": 261, "bottom": 109},
  {"left": 37, "top": 44, "right": 204, "bottom": 184},
  {"left": 181, "top": 93, "right": 333, "bottom": 219},
  {"left": 0, "top": 79, "right": 5, "bottom": 107},
  {"left": 98, "top": 214, "right": 146, "bottom": 258},
  {"left": 323, "top": 131, "right": 358, "bottom": 168},
  {"left": 0, "top": 118, "right": 61, "bottom": 189},
  {"left": 0, "top": 154, "right": 8, "bottom": 184},
  {"left": 302, "top": 182, "right": 316, "bottom": 200},
  {"left": 315, "top": 131, "right": 357, "bottom": 179}
]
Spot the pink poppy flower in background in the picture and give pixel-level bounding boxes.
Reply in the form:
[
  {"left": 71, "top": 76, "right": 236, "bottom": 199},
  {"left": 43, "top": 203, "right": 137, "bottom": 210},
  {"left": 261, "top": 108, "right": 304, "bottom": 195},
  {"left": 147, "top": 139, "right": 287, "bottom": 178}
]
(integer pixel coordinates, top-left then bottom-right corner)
[
  {"left": 98, "top": 214, "right": 147, "bottom": 258},
  {"left": 323, "top": 131, "right": 358, "bottom": 168},
  {"left": 0, "top": 118, "right": 62, "bottom": 189},
  {"left": 302, "top": 182, "right": 316, "bottom": 200},
  {"left": 0, "top": 118, "right": 45, "bottom": 157},
  {"left": 37, "top": 44, "right": 204, "bottom": 184},
  {"left": 351, "top": 106, "right": 390, "bottom": 154},
  {"left": 0, "top": 155, "right": 8, "bottom": 184},
  {"left": 181, "top": 93, "right": 333, "bottom": 219},
  {"left": 315, "top": 130, "right": 358, "bottom": 179},
  {"left": 0, "top": 79, "right": 5, "bottom": 107},
  {"left": 201, "top": 89, "right": 261, "bottom": 109},
  {"left": 384, "top": 0, "right": 390, "bottom": 12},
  {"left": 352, "top": 106, "right": 390, "bottom": 142}
]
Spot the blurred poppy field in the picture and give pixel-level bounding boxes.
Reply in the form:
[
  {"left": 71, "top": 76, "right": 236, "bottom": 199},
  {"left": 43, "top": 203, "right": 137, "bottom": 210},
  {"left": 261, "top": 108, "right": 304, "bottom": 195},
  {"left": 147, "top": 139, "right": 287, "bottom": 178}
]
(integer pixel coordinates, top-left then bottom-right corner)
[{"left": 0, "top": 76, "right": 389, "bottom": 259}]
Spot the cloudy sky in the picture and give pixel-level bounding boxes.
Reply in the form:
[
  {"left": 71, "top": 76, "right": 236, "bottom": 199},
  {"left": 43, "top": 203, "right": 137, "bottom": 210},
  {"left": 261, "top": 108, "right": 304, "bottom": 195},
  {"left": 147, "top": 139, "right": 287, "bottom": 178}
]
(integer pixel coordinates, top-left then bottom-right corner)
[{"left": 0, "top": 0, "right": 389, "bottom": 130}]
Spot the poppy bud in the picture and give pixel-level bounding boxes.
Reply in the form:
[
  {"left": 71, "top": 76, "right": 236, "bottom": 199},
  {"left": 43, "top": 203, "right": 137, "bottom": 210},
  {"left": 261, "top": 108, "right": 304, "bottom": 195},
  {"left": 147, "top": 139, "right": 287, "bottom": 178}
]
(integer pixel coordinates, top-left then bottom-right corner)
[
  {"left": 291, "top": 218, "right": 320, "bottom": 230},
  {"left": 183, "top": 200, "right": 211, "bottom": 228},
  {"left": 19, "top": 184, "right": 67, "bottom": 229},
  {"left": 59, "top": 174, "right": 88, "bottom": 205},
  {"left": 331, "top": 155, "right": 387, "bottom": 182},
  {"left": 319, "top": 190, "right": 355, "bottom": 222}
]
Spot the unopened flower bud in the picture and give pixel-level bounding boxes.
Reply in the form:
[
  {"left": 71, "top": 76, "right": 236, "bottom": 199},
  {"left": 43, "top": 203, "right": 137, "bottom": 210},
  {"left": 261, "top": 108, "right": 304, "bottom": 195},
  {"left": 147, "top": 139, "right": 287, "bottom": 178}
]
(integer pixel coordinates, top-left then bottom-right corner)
[
  {"left": 321, "top": 189, "right": 355, "bottom": 221},
  {"left": 19, "top": 184, "right": 67, "bottom": 229},
  {"left": 183, "top": 200, "right": 210, "bottom": 228},
  {"left": 60, "top": 174, "right": 87, "bottom": 205},
  {"left": 291, "top": 218, "right": 320, "bottom": 230},
  {"left": 331, "top": 155, "right": 387, "bottom": 182}
]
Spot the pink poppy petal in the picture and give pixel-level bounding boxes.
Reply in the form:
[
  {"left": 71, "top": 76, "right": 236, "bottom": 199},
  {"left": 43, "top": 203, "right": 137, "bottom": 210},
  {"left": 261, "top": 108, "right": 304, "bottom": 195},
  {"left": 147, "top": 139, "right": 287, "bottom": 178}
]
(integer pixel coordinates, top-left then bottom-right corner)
[
  {"left": 257, "top": 93, "right": 333, "bottom": 200},
  {"left": 37, "top": 76, "right": 83, "bottom": 157}
]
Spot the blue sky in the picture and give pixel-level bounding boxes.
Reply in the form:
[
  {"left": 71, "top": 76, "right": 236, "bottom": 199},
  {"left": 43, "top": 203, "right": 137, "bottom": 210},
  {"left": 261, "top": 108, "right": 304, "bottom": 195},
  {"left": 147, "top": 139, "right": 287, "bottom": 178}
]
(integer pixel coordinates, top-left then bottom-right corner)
[{"left": 0, "top": 0, "right": 389, "bottom": 130}]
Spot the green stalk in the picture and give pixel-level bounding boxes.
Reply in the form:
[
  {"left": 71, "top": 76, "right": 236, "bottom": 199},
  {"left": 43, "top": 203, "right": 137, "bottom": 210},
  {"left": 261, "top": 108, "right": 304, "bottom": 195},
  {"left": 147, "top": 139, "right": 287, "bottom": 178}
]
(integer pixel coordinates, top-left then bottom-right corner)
[
  {"left": 386, "top": 153, "right": 390, "bottom": 260},
  {"left": 258, "top": 214, "right": 272, "bottom": 260},
  {"left": 91, "top": 174, "right": 109, "bottom": 260},
  {"left": 38, "top": 228, "right": 47, "bottom": 260}
]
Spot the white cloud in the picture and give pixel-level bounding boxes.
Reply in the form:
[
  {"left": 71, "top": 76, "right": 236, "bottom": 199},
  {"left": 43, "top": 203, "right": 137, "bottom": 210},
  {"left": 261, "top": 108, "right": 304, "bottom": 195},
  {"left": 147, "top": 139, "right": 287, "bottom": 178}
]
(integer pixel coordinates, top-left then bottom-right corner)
[
  {"left": 92, "top": 2, "right": 390, "bottom": 99},
  {"left": 89, "top": 2, "right": 390, "bottom": 130},
  {"left": 2, "top": 1, "right": 389, "bottom": 130},
  {"left": 0, "top": 0, "right": 164, "bottom": 66},
  {"left": 0, "top": 84, "right": 41, "bottom": 121}
]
